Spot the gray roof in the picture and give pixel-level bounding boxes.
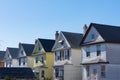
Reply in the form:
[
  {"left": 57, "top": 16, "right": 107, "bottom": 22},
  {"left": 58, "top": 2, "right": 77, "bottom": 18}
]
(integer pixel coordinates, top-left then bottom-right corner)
[
  {"left": 81, "top": 23, "right": 120, "bottom": 45},
  {"left": 7, "top": 48, "right": 19, "bottom": 58},
  {"left": 21, "top": 43, "right": 35, "bottom": 56},
  {"left": 0, "top": 51, "right": 5, "bottom": 61},
  {"left": 38, "top": 38, "right": 55, "bottom": 52},
  {"left": 0, "top": 68, "right": 36, "bottom": 79},
  {"left": 62, "top": 31, "right": 83, "bottom": 48}
]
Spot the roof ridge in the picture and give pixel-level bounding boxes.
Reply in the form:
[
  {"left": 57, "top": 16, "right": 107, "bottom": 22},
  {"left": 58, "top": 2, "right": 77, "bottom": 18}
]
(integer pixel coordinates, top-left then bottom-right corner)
[
  {"left": 38, "top": 38, "right": 55, "bottom": 41},
  {"left": 61, "top": 31, "right": 83, "bottom": 35},
  {"left": 91, "top": 23, "right": 120, "bottom": 28}
]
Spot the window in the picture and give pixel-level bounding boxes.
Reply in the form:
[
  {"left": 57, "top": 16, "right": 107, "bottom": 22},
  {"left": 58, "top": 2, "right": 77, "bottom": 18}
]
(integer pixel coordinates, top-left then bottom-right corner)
[
  {"left": 35, "top": 56, "right": 39, "bottom": 63},
  {"left": 91, "top": 34, "right": 95, "bottom": 39},
  {"left": 19, "top": 58, "right": 21, "bottom": 66},
  {"left": 60, "top": 50, "right": 64, "bottom": 60},
  {"left": 65, "top": 50, "right": 70, "bottom": 60},
  {"left": 101, "top": 65, "right": 105, "bottom": 78},
  {"left": 59, "top": 68, "right": 64, "bottom": 77},
  {"left": 55, "top": 68, "right": 59, "bottom": 78},
  {"left": 86, "top": 47, "right": 90, "bottom": 57},
  {"left": 9, "top": 61, "right": 12, "bottom": 67},
  {"left": 57, "top": 51, "right": 60, "bottom": 61},
  {"left": 41, "top": 56, "right": 44, "bottom": 63},
  {"left": 97, "top": 45, "right": 101, "bottom": 56},
  {"left": 23, "top": 58, "right": 26, "bottom": 65},
  {"left": 55, "top": 67, "right": 64, "bottom": 78},
  {"left": 86, "top": 65, "right": 90, "bottom": 77},
  {"left": 93, "top": 69, "right": 97, "bottom": 75},
  {"left": 41, "top": 70, "right": 45, "bottom": 78},
  {"left": 21, "top": 50, "right": 24, "bottom": 55}
]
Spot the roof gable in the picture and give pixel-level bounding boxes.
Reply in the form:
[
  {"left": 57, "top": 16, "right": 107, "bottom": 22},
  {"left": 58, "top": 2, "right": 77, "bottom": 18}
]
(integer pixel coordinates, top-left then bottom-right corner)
[
  {"left": 81, "top": 23, "right": 120, "bottom": 45},
  {"left": 52, "top": 32, "right": 71, "bottom": 51},
  {"left": 32, "top": 39, "right": 45, "bottom": 54},
  {"left": 38, "top": 38, "right": 55, "bottom": 52},
  {"left": 83, "top": 26, "right": 104, "bottom": 44},
  {"left": 20, "top": 43, "right": 35, "bottom": 56},
  {"left": 7, "top": 48, "right": 19, "bottom": 59}
]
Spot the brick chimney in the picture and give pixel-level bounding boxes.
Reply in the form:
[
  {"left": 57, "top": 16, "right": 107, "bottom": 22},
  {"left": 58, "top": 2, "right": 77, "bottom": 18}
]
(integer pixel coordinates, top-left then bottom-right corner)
[
  {"left": 83, "top": 24, "right": 88, "bottom": 34},
  {"left": 55, "top": 31, "right": 59, "bottom": 40}
]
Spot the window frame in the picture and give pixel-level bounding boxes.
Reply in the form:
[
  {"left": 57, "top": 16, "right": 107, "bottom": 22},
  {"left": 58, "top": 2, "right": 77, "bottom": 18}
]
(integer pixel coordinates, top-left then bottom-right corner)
[
  {"left": 101, "top": 65, "right": 106, "bottom": 78},
  {"left": 86, "top": 47, "right": 90, "bottom": 57}
]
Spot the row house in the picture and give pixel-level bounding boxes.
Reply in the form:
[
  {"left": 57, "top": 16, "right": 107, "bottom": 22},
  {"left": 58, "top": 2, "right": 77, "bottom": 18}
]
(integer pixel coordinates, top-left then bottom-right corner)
[
  {"left": 81, "top": 23, "right": 120, "bottom": 80},
  {"left": 52, "top": 31, "right": 83, "bottom": 80},
  {"left": 4, "top": 47, "right": 19, "bottom": 67},
  {"left": 0, "top": 51, "right": 5, "bottom": 67},
  {"left": 32, "top": 38, "right": 55, "bottom": 80},
  {"left": 18, "top": 43, "right": 34, "bottom": 67}
]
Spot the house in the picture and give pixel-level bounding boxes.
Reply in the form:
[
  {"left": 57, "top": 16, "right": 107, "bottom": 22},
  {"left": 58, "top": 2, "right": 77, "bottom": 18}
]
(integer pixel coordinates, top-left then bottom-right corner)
[
  {"left": 81, "top": 23, "right": 120, "bottom": 80},
  {"left": 4, "top": 47, "right": 19, "bottom": 67},
  {"left": 32, "top": 38, "right": 55, "bottom": 80},
  {"left": 0, "top": 67, "right": 36, "bottom": 80},
  {"left": 52, "top": 31, "right": 83, "bottom": 80},
  {"left": 0, "top": 51, "right": 5, "bottom": 67},
  {"left": 18, "top": 43, "right": 35, "bottom": 67}
]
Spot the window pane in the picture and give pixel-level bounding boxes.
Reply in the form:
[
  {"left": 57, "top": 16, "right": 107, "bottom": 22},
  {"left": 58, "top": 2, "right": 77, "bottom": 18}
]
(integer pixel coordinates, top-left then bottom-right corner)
[{"left": 101, "top": 65, "right": 105, "bottom": 78}]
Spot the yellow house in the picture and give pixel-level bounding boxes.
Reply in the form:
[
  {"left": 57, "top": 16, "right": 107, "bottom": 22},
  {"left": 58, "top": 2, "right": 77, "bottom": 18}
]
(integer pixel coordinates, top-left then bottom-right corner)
[
  {"left": 18, "top": 43, "right": 35, "bottom": 68},
  {"left": 32, "top": 38, "right": 55, "bottom": 80}
]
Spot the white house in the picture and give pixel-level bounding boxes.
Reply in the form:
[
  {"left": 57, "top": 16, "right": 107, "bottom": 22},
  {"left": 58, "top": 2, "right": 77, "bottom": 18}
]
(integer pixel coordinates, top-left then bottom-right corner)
[
  {"left": 52, "top": 31, "right": 83, "bottom": 80},
  {"left": 4, "top": 47, "right": 19, "bottom": 67},
  {"left": 18, "top": 43, "right": 34, "bottom": 67},
  {"left": 81, "top": 23, "right": 120, "bottom": 80}
]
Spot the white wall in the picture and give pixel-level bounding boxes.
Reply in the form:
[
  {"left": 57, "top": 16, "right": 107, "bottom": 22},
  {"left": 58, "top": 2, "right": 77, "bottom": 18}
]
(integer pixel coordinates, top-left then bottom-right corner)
[
  {"left": 82, "top": 44, "right": 107, "bottom": 63},
  {"left": 106, "top": 64, "right": 120, "bottom": 80},
  {"left": 106, "top": 43, "right": 120, "bottom": 64},
  {"left": 64, "top": 65, "right": 82, "bottom": 80},
  {"left": 71, "top": 49, "right": 82, "bottom": 66},
  {"left": 84, "top": 26, "right": 104, "bottom": 43}
]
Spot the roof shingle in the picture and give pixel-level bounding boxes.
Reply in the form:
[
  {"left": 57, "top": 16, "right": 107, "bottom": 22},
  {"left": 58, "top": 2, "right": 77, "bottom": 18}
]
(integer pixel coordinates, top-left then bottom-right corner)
[
  {"left": 21, "top": 43, "right": 35, "bottom": 56},
  {"left": 7, "top": 48, "right": 19, "bottom": 58},
  {"left": 62, "top": 31, "right": 83, "bottom": 48},
  {"left": 0, "top": 51, "right": 5, "bottom": 61},
  {"left": 0, "top": 68, "right": 36, "bottom": 79},
  {"left": 38, "top": 38, "right": 55, "bottom": 52}
]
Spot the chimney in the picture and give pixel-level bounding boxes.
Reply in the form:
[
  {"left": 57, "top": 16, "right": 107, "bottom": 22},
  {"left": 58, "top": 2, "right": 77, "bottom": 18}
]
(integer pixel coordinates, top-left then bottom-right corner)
[
  {"left": 55, "top": 31, "right": 59, "bottom": 40},
  {"left": 83, "top": 24, "right": 88, "bottom": 34}
]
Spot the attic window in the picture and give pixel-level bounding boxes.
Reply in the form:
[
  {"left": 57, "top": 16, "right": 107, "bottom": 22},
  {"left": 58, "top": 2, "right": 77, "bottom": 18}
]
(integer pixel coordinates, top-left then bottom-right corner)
[
  {"left": 59, "top": 40, "right": 64, "bottom": 45},
  {"left": 91, "top": 34, "right": 95, "bottom": 39}
]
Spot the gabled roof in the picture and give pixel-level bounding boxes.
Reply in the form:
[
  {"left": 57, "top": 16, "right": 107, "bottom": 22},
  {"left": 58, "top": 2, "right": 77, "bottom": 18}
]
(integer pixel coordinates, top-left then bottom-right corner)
[
  {"left": 0, "top": 68, "right": 36, "bottom": 79},
  {"left": 0, "top": 51, "right": 5, "bottom": 61},
  {"left": 20, "top": 43, "right": 35, "bottom": 56},
  {"left": 62, "top": 31, "right": 83, "bottom": 48},
  {"left": 38, "top": 38, "right": 55, "bottom": 52},
  {"left": 7, "top": 48, "right": 19, "bottom": 58},
  {"left": 81, "top": 23, "right": 120, "bottom": 45}
]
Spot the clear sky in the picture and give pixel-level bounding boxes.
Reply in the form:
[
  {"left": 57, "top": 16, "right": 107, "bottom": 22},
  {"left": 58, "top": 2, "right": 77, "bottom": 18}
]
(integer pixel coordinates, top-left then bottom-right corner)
[{"left": 0, "top": 0, "right": 120, "bottom": 50}]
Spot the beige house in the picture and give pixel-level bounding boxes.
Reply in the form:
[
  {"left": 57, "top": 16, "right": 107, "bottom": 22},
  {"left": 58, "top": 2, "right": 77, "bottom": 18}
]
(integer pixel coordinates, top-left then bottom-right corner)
[{"left": 52, "top": 31, "right": 83, "bottom": 80}]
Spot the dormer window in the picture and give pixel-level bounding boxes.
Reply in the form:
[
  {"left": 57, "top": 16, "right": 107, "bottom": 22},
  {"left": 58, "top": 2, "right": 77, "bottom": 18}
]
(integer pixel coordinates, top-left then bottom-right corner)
[{"left": 91, "top": 34, "right": 95, "bottom": 39}]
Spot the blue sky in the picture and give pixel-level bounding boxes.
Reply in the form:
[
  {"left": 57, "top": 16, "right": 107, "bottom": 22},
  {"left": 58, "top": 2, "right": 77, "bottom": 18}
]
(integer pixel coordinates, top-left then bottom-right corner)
[{"left": 0, "top": 0, "right": 120, "bottom": 50}]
